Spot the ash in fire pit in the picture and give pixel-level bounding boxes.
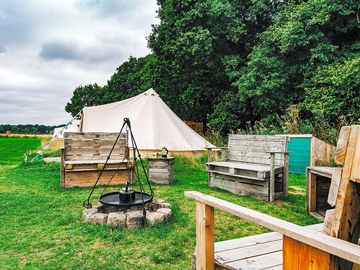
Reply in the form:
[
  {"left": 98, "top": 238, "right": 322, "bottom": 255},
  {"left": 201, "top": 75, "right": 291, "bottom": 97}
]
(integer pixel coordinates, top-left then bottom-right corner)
[{"left": 83, "top": 199, "right": 172, "bottom": 229}]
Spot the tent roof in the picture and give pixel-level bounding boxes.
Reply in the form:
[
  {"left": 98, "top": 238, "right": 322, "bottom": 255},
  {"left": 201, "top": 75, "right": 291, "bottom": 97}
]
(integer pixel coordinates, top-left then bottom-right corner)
[
  {"left": 80, "top": 88, "right": 215, "bottom": 151},
  {"left": 53, "top": 124, "right": 79, "bottom": 139}
]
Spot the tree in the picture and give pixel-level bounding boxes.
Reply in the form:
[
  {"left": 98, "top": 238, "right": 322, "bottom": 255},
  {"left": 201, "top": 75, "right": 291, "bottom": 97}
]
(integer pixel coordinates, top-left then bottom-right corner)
[
  {"left": 210, "top": 0, "right": 360, "bottom": 132},
  {"left": 105, "top": 54, "right": 156, "bottom": 102},
  {"left": 65, "top": 84, "right": 105, "bottom": 116},
  {"left": 148, "top": 0, "right": 286, "bottom": 121}
]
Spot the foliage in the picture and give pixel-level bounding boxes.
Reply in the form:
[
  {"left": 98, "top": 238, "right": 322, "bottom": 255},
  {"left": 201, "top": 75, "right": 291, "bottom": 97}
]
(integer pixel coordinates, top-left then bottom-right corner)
[
  {"left": 0, "top": 138, "right": 318, "bottom": 269},
  {"left": 210, "top": 0, "right": 360, "bottom": 137},
  {"left": 65, "top": 83, "right": 106, "bottom": 116},
  {"left": 0, "top": 124, "right": 61, "bottom": 135},
  {"left": 148, "top": 0, "right": 287, "bottom": 120}
]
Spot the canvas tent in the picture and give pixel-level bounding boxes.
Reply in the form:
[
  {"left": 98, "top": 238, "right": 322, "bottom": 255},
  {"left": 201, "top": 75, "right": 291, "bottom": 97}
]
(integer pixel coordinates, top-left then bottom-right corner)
[
  {"left": 80, "top": 88, "right": 214, "bottom": 153},
  {"left": 53, "top": 124, "right": 79, "bottom": 139}
]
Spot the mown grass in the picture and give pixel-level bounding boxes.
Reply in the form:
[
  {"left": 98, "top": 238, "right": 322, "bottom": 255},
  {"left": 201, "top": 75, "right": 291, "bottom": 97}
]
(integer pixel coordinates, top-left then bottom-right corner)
[{"left": 0, "top": 137, "right": 319, "bottom": 269}]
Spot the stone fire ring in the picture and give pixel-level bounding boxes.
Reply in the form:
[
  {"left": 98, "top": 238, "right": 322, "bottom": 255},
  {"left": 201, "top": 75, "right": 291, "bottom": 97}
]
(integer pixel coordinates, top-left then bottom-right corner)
[{"left": 82, "top": 199, "right": 172, "bottom": 229}]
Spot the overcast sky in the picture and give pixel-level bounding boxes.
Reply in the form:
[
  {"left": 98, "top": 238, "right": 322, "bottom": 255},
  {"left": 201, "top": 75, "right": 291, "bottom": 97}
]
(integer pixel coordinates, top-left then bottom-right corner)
[{"left": 0, "top": 0, "right": 158, "bottom": 125}]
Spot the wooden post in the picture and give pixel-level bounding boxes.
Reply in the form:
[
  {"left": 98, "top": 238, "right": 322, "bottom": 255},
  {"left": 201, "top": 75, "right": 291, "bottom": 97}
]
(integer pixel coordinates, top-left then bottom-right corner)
[
  {"left": 207, "top": 148, "right": 213, "bottom": 163},
  {"left": 221, "top": 148, "right": 227, "bottom": 160},
  {"left": 269, "top": 152, "right": 275, "bottom": 202},
  {"left": 283, "top": 236, "right": 330, "bottom": 269},
  {"left": 60, "top": 148, "right": 65, "bottom": 188},
  {"left": 196, "top": 202, "right": 214, "bottom": 270},
  {"left": 283, "top": 153, "right": 289, "bottom": 198}
]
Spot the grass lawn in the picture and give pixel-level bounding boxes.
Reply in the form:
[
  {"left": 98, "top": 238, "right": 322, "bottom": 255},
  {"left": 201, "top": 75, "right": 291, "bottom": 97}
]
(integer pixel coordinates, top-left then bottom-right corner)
[{"left": 0, "top": 137, "right": 319, "bottom": 269}]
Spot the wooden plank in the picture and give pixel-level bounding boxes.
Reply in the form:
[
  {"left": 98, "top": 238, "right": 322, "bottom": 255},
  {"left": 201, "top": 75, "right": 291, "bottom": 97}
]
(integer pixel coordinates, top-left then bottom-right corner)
[
  {"left": 350, "top": 132, "right": 360, "bottom": 182},
  {"left": 196, "top": 202, "right": 215, "bottom": 270},
  {"left": 283, "top": 236, "right": 330, "bottom": 269},
  {"left": 60, "top": 148, "right": 65, "bottom": 188},
  {"left": 216, "top": 239, "right": 282, "bottom": 264},
  {"left": 335, "top": 126, "right": 351, "bottom": 165},
  {"left": 209, "top": 174, "right": 269, "bottom": 200},
  {"left": 64, "top": 159, "right": 129, "bottom": 165},
  {"left": 331, "top": 126, "right": 360, "bottom": 237},
  {"left": 64, "top": 132, "right": 126, "bottom": 140},
  {"left": 226, "top": 250, "right": 282, "bottom": 270},
  {"left": 215, "top": 232, "right": 282, "bottom": 253},
  {"left": 328, "top": 167, "right": 342, "bottom": 207},
  {"left": 283, "top": 153, "right": 289, "bottom": 198},
  {"left": 323, "top": 209, "right": 335, "bottom": 235},
  {"left": 310, "top": 173, "right": 317, "bottom": 212},
  {"left": 270, "top": 153, "right": 275, "bottom": 202},
  {"left": 229, "top": 135, "right": 288, "bottom": 142},
  {"left": 64, "top": 170, "right": 131, "bottom": 188},
  {"left": 207, "top": 161, "right": 280, "bottom": 172},
  {"left": 185, "top": 191, "right": 360, "bottom": 265}
]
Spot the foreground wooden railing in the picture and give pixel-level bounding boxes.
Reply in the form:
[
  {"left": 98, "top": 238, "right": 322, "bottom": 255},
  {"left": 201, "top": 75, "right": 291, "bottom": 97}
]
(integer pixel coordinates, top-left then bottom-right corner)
[{"left": 185, "top": 191, "right": 360, "bottom": 270}]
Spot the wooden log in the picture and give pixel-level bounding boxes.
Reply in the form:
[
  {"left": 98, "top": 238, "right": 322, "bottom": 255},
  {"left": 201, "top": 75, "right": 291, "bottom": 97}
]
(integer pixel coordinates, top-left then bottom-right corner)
[
  {"left": 196, "top": 202, "right": 214, "bottom": 270},
  {"left": 283, "top": 236, "right": 330, "bottom": 269}
]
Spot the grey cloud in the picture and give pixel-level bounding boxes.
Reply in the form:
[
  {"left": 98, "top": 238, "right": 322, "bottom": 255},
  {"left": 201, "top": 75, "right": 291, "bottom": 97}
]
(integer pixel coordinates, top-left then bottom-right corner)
[
  {"left": 0, "top": 1, "right": 33, "bottom": 45},
  {"left": 39, "top": 41, "right": 127, "bottom": 63},
  {"left": 39, "top": 42, "right": 79, "bottom": 61},
  {"left": 0, "top": 0, "right": 158, "bottom": 125}
]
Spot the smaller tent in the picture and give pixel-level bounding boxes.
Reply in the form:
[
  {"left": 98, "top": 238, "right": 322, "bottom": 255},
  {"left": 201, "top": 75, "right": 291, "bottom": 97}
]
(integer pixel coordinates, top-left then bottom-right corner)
[
  {"left": 53, "top": 124, "right": 79, "bottom": 139},
  {"left": 80, "top": 88, "right": 214, "bottom": 153}
]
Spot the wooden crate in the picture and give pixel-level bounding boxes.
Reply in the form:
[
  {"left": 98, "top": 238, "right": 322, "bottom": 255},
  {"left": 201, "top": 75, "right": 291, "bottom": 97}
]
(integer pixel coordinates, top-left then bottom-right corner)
[
  {"left": 306, "top": 166, "right": 336, "bottom": 220},
  {"left": 61, "top": 132, "right": 134, "bottom": 188},
  {"left": 148, "top": 157, "right": 175, "bottom": 184}
]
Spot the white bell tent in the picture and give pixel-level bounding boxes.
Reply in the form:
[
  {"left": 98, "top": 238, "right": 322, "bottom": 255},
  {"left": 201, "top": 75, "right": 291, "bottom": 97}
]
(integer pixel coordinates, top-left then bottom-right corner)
[
  {"left": 52, "top": 124, "right": 79, "bottom": 139},
  {"left": 79, "top": 88, "right": 214, "bottom": 153}
]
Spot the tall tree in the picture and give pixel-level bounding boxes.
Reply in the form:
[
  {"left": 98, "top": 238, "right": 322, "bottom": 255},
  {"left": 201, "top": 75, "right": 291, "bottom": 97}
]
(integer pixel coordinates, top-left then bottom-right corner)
[
  {"left": 65, "top": 84, "right": 105, "bottom": 116},
  {"left": 148, "top": 0, "right": 286, "bottom": 121},
  {"left": 210, "top": 0, "right": 360, "bottom": 132}
]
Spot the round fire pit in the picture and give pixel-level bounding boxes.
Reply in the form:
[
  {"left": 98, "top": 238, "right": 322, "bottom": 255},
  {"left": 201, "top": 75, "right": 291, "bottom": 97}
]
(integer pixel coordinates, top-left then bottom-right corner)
[
  {"left": 82, "top": 199, "right": 171, "bottom": 229},
  {"left": 99, "top": 191, "right": 152, "bottom": 207}
]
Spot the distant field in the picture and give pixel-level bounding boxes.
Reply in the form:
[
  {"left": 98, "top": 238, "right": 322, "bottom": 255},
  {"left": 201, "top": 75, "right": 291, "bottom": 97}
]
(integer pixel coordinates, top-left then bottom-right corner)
[
  {"left": 0, "top": 137, "right": 41, "bottom": 165},
  {"left": 0, "top": 134, "right": 52, "bottom": 138},
  {"left": 0, "top": 137, "right": 319, "bottom": 269}
]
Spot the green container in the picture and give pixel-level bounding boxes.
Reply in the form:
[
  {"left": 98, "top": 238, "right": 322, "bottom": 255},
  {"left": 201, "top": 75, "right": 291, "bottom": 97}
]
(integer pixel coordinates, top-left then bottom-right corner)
[{"left": 287, "top": 137, "right": 312, "bottom": 175}]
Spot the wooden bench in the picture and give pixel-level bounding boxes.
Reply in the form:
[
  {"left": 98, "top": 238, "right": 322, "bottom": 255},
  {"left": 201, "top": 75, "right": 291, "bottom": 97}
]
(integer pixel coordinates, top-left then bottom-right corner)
[
  {"left": 60, "top": 132, "right": 134, "bottom": 188},
  {"left": 186, "top": 191, "right": 360, "bottom": 270},
  {"left": 207, "top": 135, "right": 290, "bottom": 201}
]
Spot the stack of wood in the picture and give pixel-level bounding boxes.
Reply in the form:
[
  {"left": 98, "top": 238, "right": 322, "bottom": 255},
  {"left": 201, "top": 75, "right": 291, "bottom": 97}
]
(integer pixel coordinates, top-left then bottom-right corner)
[
  {"left": 60, "top": 132, "right": 134, "bottom": 188},
  {"left": 322, "top": 125, "right": 360, "bottom": 269}
]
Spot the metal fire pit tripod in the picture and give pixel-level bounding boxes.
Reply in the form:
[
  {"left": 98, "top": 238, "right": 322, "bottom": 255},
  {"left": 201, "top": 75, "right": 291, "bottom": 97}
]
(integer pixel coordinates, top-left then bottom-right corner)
[{"left": 83, "top": 118, "right": 153, "bottom": 218}]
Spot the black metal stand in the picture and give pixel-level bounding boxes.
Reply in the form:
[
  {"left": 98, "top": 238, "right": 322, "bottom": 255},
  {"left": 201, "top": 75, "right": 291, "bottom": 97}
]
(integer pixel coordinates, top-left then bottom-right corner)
[{"left": 83, "top": 118, "right": 153, "bottom": 217}]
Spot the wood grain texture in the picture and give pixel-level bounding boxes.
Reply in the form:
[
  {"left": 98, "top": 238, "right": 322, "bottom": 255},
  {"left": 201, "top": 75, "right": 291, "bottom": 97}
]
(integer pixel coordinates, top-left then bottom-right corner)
[
  {"left": 331, "top": 126, "right": 360, "bottom": 237},
  {"left": 283, "top": 236, "right": 330, "bottom": 269},
  {"left": 335, "top": 126, "right": 351, "bottom": 165},
  {"left": 185, "top": 191, "right": 360, "bottom": 265},
  {"left": 62, "top": 132, "right": 133, "bottom": 188},
  {"left": 196, "top": 202, "right": 214, "bottom": 270},
  {"left": 328, "top": 167, "right": 342, "bottom": 207}
]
